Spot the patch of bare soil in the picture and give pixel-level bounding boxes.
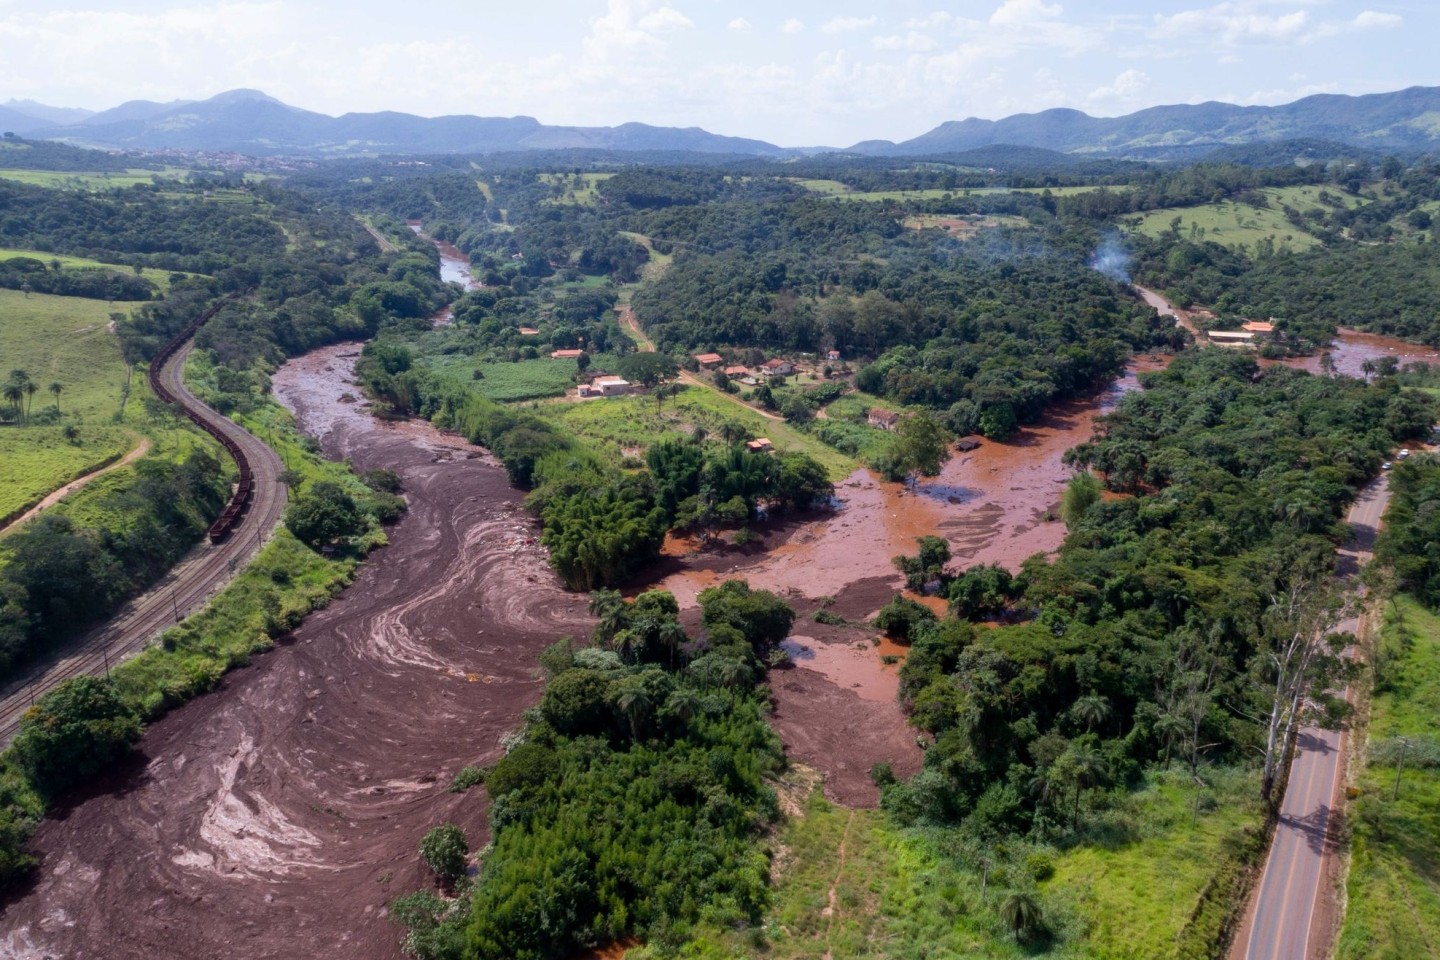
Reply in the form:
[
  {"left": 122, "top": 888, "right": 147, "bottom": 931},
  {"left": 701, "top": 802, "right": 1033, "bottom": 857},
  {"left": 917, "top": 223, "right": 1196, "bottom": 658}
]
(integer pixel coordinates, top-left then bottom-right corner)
[{"left": 0, "top": 344, "right": 592, "bottom": 960}]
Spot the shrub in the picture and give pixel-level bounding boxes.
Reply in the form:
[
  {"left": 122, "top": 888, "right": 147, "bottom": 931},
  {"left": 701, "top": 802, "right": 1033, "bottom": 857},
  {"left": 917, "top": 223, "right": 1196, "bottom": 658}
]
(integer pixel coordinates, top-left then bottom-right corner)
[
  {"left": 11, "top": 676, "right": 141, "bottom": 798},
  {"left": 420, "top": 823, "right": 469, "bottom": 887}
]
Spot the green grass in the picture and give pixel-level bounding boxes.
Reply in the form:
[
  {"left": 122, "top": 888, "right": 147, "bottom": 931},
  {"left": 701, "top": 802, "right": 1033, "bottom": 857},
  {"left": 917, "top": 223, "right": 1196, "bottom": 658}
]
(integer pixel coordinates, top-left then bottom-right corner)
[
  {"left": 423, "top": 354, "right": 615, "bottom": 403},
  {"left": 541, "top": 383, "right": 858, "bottom": 481},
  {"left": 1336, "top": 595, "right": 1440, "bottom": 959},
  {"left": 1126, "top": 184, "right": 1374, "bottom": 253},
  {"left": 0, "top": 167, "right": 189, "bottom": 190},
  {"left": 0, "top": 288, "right": 154, "bottom": 521},
  {"left": 0, "top": 248, "right": 197, "bottom": 290},
  {"left": 539, "top": 172, "right": 615, "bottom": 206},
  {"left": 686, "top": 766, "right": 1262, "bottom": 959}
]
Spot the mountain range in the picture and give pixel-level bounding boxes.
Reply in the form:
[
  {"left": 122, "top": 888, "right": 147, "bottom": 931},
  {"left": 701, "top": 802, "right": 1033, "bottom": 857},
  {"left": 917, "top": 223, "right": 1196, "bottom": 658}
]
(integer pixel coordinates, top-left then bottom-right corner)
[{"left": 4, "top": 86, "right": 1440, "bottom": 160}]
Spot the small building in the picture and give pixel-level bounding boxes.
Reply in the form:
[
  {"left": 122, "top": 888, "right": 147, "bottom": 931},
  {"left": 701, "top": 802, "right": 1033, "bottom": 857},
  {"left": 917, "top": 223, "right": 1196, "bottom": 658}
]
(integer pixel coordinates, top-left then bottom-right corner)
[
  {"left": 1241, "top": 321, "right": 1275, "bottom": 335},
  {"left": 746, "top": 438, "right": 774, "bottom": 453},
  {"left": 694, "top": 352, "right": 724, "bottom": 368},
  {"left": 518, "top": 326, "right": 540, "bottom": 336},
  {"left": 579, "top": 377, "right": 631, "bottom": 398},
  {"left": 760, "top": 358, "right": 795, "bottom": 377},
  {"left": 551, "top": 348, "right": 585, "bottom": 359},
  {"left": 868, "top": 409, "right": 901, "bottom": 430},
  {"left": 723, "top": 365, "right": 750, "bottom": 377},
  {"left": 955, "top": 436, "right": 983, "bottom": 452},
  {"left": 1206, "top": 330, "right": 1255, "bottom": 346},
  {"left": 826, "top": 349, "right": 842, "bottom": 362}
]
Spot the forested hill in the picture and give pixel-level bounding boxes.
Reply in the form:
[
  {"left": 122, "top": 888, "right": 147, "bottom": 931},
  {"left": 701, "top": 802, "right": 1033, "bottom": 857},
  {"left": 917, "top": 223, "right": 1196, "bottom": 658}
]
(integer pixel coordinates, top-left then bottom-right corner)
[{"left": 12, "top": 85, "right": 1440, "bottom": 160}]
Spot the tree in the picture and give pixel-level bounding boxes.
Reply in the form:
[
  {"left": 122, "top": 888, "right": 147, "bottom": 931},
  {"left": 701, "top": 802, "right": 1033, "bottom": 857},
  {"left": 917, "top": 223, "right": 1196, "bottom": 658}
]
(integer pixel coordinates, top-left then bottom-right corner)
[
  {"left": 893, "top": 535, "right": 951, "bottom": 591},
  {"left": 999, "top": 891, "right": 1043, "bottom": 942},
  {"left": 1252, "top": 577, "right": 1353, "bottom": 802},
  {"left": 48, "top": 381, "right": 62, "bottom": 413},
  {"left": 617, "top": 351, "right": 677, "bottom": 388},
  {"left": 885, "top": 413, "right": 951, "bottom": 486},
  {"left": 698, "top": 579, "right": 794, "bottom": 655},
  {"left": 1070, "top": 694, "right": 1111, "bottom": 734},
  {"left": 614, "top": 675, "right": 656, "bottom": 741},
  {"left": 1060, "top": 472, "right": 1101, "bottom": 529},
  {"left": 284, "top": 480, "right": 365, "bottom": 548},
  {"left": 22, "top": 380, "right": 36, "bottom": 420},
  {"left": 12, "top": 676, "right": 142, "bottom": 798},
  {"left": 419, "top": 823, "right": 469, "bottom": 888}
]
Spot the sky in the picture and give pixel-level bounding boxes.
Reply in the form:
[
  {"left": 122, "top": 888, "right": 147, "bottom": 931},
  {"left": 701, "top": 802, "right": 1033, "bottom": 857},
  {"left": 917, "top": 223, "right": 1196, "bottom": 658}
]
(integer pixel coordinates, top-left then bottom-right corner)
[{"left": 1, "top": 0, "right": 1434, "bottom": 146}]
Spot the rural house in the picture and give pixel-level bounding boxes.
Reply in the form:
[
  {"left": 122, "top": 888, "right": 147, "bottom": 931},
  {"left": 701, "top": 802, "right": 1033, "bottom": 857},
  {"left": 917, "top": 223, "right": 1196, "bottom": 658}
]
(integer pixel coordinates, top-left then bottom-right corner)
[
  {"left": 694, "top": 352, "right": 724, "bottom": 368},
  {"left": 760, "top": 358, "right": 794, "bottom": 377},
  {"left": 550, "top": 348, "right": 584, "bottom": 359},
  {"left": 723, "top": 365, "right": 749, "bottom": 377},
  {"left": 578, "top": 377, "right": 631, "bottom": 398},
  {"left": 745, "top": 438, "right": 774, "bottom": 453},
  {"left": 868, "top": 409, "right": 901, "bottom": 430}
]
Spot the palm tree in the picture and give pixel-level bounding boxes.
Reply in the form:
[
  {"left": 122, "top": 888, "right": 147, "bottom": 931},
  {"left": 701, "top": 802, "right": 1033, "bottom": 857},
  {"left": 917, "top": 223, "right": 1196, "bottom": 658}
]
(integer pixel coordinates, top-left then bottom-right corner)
[
  {"left": 1361, "top": 358, "right": 1377, "bottom": 382},
  {"left": 22, "top": 380, "right": 37, "bottom": 421},
  {"left": 48, "top": 381, "right": 62, "bottom": 413},
  {"left": 588, "top": 589, "right": 628, "bottom": 645},
  {"left": 609, "top": 629, "right": 641, "bottom": 665},
  {"left": 999, "top": 891, "right": 1043, "bottom": 942},
  {"left": 1071, "top": 694, "right": 1112, "bottom": 734},
  {"left": 664, "top": 687, "right": 702, "bottom": 724},
  {"left": 615, "top": 681, "right": 654, "bottom": 741},
  {"left": 657, "top": 619, "right": 686, "bottom": 670},
  {"left": 1064, "top": 743, "right": 1107, "bottom": 829},
  {"left": 1, "top": 380, "right": 21, "bottom": 422},
  {"left": 690, "top": 424, "right": 708, "bottom": 444},
  {"left": 718, "top": 420, "right": 748, "bottom": 446}
]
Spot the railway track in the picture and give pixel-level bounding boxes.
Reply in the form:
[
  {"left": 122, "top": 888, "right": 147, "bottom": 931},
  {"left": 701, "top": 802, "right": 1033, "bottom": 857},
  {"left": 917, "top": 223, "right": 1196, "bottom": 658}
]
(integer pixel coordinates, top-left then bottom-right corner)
[{"left": 0, "top": 308, "right": 287, "bottom": 745}]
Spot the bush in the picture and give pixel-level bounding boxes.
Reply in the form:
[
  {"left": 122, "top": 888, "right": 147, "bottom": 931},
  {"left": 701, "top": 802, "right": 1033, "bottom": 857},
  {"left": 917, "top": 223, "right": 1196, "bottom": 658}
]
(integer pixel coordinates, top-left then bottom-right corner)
[
  {"left": 872, "top": 594, "right": 937, "bottom": 641},
  {"left": 11, "top": 676, "right": 141, "bottom": 798},
  {"left": 284, "top": 481, "right": 365, "bottom": 548},
  {"left": 449, "top": 765, "right": 487, "bottom": 793},
  {"left": 420, "top": 823, "right": 469, "bottom": 886}
]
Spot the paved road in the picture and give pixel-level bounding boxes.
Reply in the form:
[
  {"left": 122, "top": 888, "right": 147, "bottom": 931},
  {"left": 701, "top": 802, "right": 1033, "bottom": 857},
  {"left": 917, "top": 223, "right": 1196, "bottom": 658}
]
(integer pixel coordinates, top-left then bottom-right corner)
[
  {"left": 1240, "top": 474, "right": 1389, "bottom": 960},
  {"left": 0, "top": 338, "right": 286, "bottom": 744}
]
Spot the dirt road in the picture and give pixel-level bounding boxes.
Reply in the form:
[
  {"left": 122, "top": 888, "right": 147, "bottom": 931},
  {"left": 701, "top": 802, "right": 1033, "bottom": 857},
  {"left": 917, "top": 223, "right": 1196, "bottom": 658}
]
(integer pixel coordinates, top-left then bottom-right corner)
[
  {"left": 0, "top": 435, "right": 152, "bottom": 537},
  {"left": 0, "top": 345, "right": 591, "bottom": 960},
  {"left": 1235, "top": 475, "right": 1389, "bottom": 960},
  {"left": 0, "top": 339, "right": 286, "bottom": 746}
]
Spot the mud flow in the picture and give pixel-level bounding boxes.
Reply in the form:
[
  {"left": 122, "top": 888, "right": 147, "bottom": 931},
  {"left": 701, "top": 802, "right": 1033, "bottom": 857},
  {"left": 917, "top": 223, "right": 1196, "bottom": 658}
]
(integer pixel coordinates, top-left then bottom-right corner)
[{"left": 1, "top": 345, "right": 591, "bottom": 960}]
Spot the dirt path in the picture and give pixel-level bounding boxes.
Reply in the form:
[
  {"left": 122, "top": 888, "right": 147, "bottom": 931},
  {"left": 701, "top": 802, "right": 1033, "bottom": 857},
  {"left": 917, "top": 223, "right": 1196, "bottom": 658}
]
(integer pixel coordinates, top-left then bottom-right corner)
[
  {"left": 0, "top": 345, "right": 592, "bottom": 960},
  {"left": 0, "top": 435, "right": 151, "bottom": 537},
  {"left": 821, "top": 810, "right": 856, "bottom": 960},
  {"left": 358, "top": 219, "right": 398, "bottom": 254}
]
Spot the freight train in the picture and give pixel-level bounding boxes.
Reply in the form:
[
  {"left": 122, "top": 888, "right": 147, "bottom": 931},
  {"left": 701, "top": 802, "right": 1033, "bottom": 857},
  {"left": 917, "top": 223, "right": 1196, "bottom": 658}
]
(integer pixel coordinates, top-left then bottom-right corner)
[{"left": 145, "top": 297, "right": 253, "bottom": 544}]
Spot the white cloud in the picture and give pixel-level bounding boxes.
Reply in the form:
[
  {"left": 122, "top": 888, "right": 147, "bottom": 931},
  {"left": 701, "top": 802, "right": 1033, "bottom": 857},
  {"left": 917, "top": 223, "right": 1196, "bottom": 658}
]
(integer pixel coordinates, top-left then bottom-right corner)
[
  {"left": 1151, "top": 3, "right": 1402, "bottom": 46},
  {"left": 821, "top": 16, "right": 877, "bottom": 34},
  {"left": 990, "top": 0, "right": 1064, "bottom": 26},
  {"left": 727, "top": 17, "right": 751, "bottom": 32},
  {"left": 1088, "top": 68, "right": 1149, "bottom": 103},
  {"left": 781, "top": 18, "right": 804, "bottom": 34},
  {"left": 873, "top": 32, "right": 938, "bottom": 52},
  {"left": 1353, "top": 11, "right": 1401, "bottom": 30},
  {"left": 637, "top": 7, "right": 692, "bottom": 32}
]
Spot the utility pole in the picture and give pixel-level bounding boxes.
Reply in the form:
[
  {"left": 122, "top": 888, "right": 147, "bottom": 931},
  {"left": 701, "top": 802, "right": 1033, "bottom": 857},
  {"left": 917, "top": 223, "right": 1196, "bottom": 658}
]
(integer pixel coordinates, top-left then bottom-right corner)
[{"left": 1392, "top": 736, "right": 1412, "bottom": 801}]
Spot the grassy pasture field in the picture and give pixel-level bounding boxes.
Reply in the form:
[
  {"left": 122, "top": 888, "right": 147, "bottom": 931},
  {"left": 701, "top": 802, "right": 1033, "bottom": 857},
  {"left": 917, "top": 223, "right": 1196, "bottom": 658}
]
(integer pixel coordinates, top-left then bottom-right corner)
[
  {"left": 539, "top": 171, "right": 616, "bottom": 205},
  {"left": 1129, "top": 198, "right": 1325, "bottom": 252},
  {"left": 690, "top": 765, "right": 1263, "bottom": 959},
  {"left": 423, "top": 353, "right": 620, "bottom": 403},
  {"left": 0, "top": 248, "right": 193, "bottom": 291},
  {"left": 0, "top": 167, "right": 189, "bottom": 190},
  {"left": 1336, "top": 596, "right": 1440, "bottom": 959},
  {"left": 542, "top": 382, "right": 858, "bottom": 481},
  {"left": 0, "top": 288, "right": 153, "bottom": 521}
]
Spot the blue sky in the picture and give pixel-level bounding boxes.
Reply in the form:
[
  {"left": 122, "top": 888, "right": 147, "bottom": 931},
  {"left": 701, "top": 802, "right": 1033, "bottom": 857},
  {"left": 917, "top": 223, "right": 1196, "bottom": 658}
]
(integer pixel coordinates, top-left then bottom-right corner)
[{"left": 1, "top": 1, "right": 1432, "bottom": 145}]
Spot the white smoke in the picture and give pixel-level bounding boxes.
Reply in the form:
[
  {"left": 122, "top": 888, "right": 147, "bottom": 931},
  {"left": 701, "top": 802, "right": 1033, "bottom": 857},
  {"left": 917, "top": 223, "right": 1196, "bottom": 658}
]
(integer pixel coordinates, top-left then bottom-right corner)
[{"left": 1090, "top": 232, "right": 1131, "bottom": 284}]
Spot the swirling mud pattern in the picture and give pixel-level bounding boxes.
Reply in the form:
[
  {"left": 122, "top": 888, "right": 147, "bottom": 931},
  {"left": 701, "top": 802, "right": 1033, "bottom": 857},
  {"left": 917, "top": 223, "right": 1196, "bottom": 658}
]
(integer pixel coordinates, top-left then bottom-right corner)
[{"left": 0, "top": 344, "right": 592, "bottom": 960}]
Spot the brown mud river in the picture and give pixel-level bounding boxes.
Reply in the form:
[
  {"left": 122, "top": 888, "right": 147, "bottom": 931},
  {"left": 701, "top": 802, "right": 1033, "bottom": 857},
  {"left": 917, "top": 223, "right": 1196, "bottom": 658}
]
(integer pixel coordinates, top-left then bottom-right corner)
[{"left": 2, "top": 284, "right": 1430, "bottom": 957}]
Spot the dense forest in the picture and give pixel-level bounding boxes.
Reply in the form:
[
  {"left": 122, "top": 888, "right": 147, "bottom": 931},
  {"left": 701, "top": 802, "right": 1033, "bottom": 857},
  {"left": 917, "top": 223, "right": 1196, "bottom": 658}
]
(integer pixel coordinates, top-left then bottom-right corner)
[
  {"left": 394, "top": 581, "right": 793, "bottom": 958},
  {"left": 893, "top": 349, "right": 1431, "bottom": 832}
]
